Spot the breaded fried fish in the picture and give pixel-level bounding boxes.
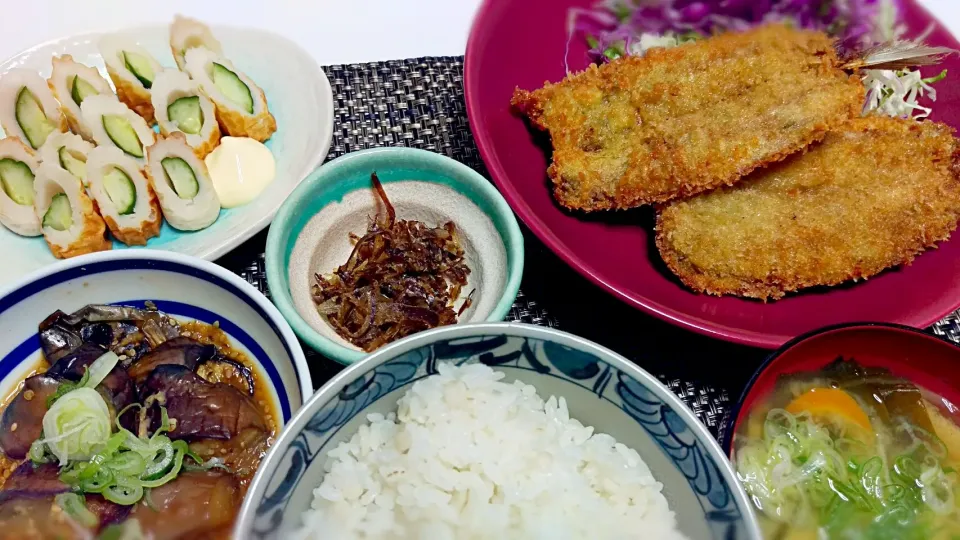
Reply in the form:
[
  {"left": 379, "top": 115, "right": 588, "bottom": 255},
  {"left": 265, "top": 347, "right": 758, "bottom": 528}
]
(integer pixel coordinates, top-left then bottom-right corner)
[
  {"left": 655, "top": 116, "right": 960, "bottom": 301},
  {"left": 512, "top": 24, "right": 865, "bottom": 211}
]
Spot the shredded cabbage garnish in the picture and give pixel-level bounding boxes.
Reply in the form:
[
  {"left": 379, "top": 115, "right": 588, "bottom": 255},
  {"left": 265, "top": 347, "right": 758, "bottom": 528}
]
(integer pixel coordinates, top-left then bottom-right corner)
[
  {"left": 40, "top": 387, "right": 112, "bottom": 465},
  {"left": 736, "top": 408, "right": 960, "bottom": 539},
  {"left": 568, "top": 0, "right": 897, "bottom": 69},
  {"left": 862, "top": 69, "right": 948, "bottom": 119},
  {"left": 583, "top": 26, "right": 948, "bottom": 120},
  {"left": 567, "top": 0, "right": 950, "bottom": 119},
  {"left": 628, "top": 31, "right": 700, "bottom": 57}
]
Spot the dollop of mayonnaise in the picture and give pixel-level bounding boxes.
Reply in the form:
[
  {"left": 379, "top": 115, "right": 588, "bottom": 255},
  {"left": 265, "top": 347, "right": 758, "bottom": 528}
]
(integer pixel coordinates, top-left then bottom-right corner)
[{"left": 204, "top": 136, "right": 276, "bottom": 208}]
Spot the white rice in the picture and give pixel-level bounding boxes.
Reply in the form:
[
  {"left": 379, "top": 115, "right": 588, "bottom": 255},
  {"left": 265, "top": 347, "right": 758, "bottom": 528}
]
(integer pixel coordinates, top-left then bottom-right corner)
[{"left": 294, "top": 363, "right": 687, "bottom": 540}]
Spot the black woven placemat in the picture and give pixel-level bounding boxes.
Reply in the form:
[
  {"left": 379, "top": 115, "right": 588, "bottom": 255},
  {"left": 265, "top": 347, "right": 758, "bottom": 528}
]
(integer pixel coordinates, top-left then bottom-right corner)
[{"left": 216, "top": 56, "right": 960, "bottom": 442}]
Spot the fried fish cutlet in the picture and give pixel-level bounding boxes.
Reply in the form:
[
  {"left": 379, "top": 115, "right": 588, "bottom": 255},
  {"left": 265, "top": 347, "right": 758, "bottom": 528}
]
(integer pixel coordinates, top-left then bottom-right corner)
[
  {"left": 655, "top": 116, "right": 960, "bottom": 301},
  {"left": 511, "top": 24, "right": 864, "bottom": 212}
]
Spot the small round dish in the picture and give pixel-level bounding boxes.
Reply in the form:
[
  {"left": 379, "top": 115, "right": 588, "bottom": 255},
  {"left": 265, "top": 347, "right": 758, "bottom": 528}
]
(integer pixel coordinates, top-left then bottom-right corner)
[
  {"left": 235, "top": 322, "right": 761, "bottom": 539},
  {"left": 721, "top": 322, "right": 960, "bottom": 454},
  {"left": 265, "top": 147, "right": 524, "bottom": 364}
]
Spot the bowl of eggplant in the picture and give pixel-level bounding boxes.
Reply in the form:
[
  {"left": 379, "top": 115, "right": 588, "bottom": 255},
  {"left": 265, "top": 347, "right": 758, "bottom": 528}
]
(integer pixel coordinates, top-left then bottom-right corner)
[{"left": 0, "top": 249, "right": 309, "bottom": 539}]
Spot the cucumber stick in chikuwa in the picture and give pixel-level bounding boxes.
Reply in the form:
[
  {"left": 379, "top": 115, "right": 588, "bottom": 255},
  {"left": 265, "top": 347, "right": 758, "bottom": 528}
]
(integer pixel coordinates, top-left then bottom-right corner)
[
  {"left": 42, "top": 193, "right": 73, "bottom": 231},
  {"left": 102, "top": 115, "right": 143, "bottom": 158},
  {"left": 15, "top": 88, "right": 56, "bottom": 149},
  {"left": 70, "top": 76, "right": 99, "bottom": 107},
  {"left": 103, "top": 167, "right": 136, "bottom": 215},
  {"left": 123, "top": 51, "right": 155, "bottom": 88},
  {"left": 58, "top": 147, "right": 87, "bottom": 182},
  {"left": 167, "top": 96, "right": 203, "bottom": 135},
  {"left": 161, "top": 157, "right": 200, "bottom": 199},
  {"left": 212, "top": 63, "right": 253, "bottom": 114},
  {"left": 0, "top": 158, "right": 35, "bottom": 206}
]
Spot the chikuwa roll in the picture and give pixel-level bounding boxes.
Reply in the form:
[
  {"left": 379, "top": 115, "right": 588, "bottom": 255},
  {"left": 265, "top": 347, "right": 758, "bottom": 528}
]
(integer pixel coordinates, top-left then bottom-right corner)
[
  {"left": 184, "top": 48, "right": 276, "bottom": 142},
  {"left": 33, "top": 163, "right": 111, "bottom": 258},
  {"left": 39, "top": 132, "right": 95, "bottom": 188},
  {"left": 81, "top": 95, "right": 156, "bottom": 165},
  {"left": 146, "top": 133, "right": 220, "bottom": 231},
  {"left": 151, "top": 70, "right": 220, "bottom": 159},
  {"left": 47, "top": 55, "right": 113, "bottom": 141},
  {"left": 0, "top": 69, "right": 66, "bottom": 150},
  {"left": 98, "top": 35, "right": 163, "bottom": 124},
  {"left": 86, "top": 145, "right": 162, "bottom": 245},
  {"left": 169, "top": 15, "right": 222, "bottom": 71},
  {"left": 0, "top": 137, "right": 42, "bottom": 236}
]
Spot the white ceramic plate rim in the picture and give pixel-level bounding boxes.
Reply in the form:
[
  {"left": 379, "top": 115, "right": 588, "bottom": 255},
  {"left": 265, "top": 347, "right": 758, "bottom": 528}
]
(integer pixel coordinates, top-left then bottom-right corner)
[
  {"left": 235, "top": 321, "right": 763, "bottom": 539},
  {"left": 0, "top": 23, "right": 334, "bottom": 272},
  {"left": 0, "top": 248, "right": 313, "bottom": 399}
]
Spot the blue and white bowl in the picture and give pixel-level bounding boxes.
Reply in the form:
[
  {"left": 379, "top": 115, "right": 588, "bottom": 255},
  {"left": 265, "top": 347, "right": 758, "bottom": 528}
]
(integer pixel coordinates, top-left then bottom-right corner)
[
  {"left": 0, "top": 250, "right": 311, "bottom": 434},
  {"left": 236, "top": 323, "right": 761, "bottom": 539}
]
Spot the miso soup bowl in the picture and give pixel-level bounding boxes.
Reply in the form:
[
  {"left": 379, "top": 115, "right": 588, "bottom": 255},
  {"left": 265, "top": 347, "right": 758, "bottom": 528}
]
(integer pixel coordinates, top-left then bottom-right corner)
[
  {"left": 722, "top": 322, "right": 960, "bottom": 455},
  {"left": 236, "top": 323, "right": 762, "bottom": 540},
  {"left": 0, "top": 250, "right": 312, "bottom": 440}
]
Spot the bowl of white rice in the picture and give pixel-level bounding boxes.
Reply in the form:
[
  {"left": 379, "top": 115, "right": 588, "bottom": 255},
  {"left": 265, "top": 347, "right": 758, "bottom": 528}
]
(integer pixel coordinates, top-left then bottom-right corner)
[{"left": 235, "top": 323, "right": 761, "bottom": 539}]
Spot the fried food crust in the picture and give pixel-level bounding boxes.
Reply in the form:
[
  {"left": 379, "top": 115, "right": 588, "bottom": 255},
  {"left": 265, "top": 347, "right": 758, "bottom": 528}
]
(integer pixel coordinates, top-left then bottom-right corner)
[
  {"left": 107, "top": 66, "right": 156, "bottom": 125},
  {"left": 213, "top": 88, "right": 276, "bottom": 143},
  {"left": 512, "top": 24, "right": 864, "bottom": 211},
  {"left": 46, "top": 189, "right": 112, "bottom": 259},
  {"left": 98, "top": 184, "right": 163, "bottom": 246},
  {"left": 655, "top": 116, "right": 960, "bottom": 300}
]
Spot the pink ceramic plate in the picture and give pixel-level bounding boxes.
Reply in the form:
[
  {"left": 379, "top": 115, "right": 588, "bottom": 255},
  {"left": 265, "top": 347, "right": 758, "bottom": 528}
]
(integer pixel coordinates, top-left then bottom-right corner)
[{"left": 465, "top": 0, "right": 960, "bottom": 348}]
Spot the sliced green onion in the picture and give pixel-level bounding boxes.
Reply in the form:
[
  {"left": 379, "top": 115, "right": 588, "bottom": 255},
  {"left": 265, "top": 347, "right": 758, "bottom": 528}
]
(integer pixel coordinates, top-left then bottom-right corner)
[
  {"left": 28, "top": 438, "right": 49, "bottom": 464},
  {"left": 143, "top": 488, "right": 158, "bottom": 511},
  {"left": 894, "top": 455, "right": 921, "bottom": 481},
  {"left": 121, "top": 429, "right": 153, "bottom": 457},
  {"left": 152, "top": 406, "right": 171, "bottom": 440},
  {"left": 84, "top": 351, "right": 119, "bottom": 389},
  {"left": 59, "top": 466, "right": 82, "bottom": 485},
  {"left": 183, "top": 452, "right": 232, "bottom": 473},
  {"left": 109, "top": 451, "right": 147, "bottom": 477},
  {"left": 141, "top": 440, "right": 187, "bottom": 488},
  {"left": 80, "top": 468, "right": 114, "bottom": 493},
  {"left": 47, "top": 380, "right": 78, "bottom": 408},
  {"left": 103, "top": 432, "right": 128, "bottom": 455},
  {"left": 78, "top": 453, "right": 110, "bottom": 481},
  {"left": 41, "top": 387, "right": 112, "bottom": 464},
  {"left": 55, "top": 492, "right": 99, "bottom": 529},
  {"left": 115, "top": 403, "right": 142, "bottom": 430},
  {"left": 55, "top": 404, "right": 189, "bottom": 507},
  {"left": 98, "top": 518, "right": 145, "bottom": 540},
  {"left": 142, "top": 439, "right": 175, "bottom": 480},
  {"left": 102, "top": 476, "right": 143, "bottom": 505}
]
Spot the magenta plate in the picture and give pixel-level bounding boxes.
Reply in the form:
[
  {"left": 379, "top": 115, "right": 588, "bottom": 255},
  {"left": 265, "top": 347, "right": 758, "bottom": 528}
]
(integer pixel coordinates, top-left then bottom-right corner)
[{"left": 465, "top": 0, "right": 960, "bottom": 349}]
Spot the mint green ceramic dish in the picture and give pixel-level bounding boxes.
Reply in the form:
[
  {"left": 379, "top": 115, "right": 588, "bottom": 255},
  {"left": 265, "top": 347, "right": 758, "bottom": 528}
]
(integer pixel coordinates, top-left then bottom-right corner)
[{"left": 265, "top": 148, "right": 524, "bottom": 365}]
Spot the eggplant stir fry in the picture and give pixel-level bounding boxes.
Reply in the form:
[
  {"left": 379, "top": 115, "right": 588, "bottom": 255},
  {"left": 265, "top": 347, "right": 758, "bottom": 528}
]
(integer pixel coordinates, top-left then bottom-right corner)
[{"left": 0, "top": 304, "right": 275, "bottom": 539}]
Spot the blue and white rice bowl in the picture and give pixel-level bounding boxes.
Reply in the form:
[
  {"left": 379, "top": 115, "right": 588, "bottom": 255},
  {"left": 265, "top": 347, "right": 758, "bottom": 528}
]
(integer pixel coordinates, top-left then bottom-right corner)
[
  {"left": 0, "top": 249, "right": 311, "bottom": 433},
  {"left": 236, "top": 323, "right": 762, "bottom": 540}
]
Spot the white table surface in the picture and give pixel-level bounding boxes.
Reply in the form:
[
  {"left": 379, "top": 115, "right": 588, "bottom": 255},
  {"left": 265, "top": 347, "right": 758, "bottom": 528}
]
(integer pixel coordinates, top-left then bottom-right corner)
[{"left": 2, "top": 0, "right": 956, "bottom": 65}]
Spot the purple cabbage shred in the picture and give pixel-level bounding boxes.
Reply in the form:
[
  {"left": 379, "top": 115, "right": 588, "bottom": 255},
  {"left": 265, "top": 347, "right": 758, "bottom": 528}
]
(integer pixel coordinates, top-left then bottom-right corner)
[{"left": 573, "top": 0, "right": 900, "bottom": 64}]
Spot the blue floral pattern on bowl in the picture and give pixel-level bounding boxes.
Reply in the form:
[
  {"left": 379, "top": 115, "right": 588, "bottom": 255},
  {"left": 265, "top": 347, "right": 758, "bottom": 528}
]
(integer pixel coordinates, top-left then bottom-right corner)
[{"left": 238, "top": 324, "right": 760, "bottom": 539}]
